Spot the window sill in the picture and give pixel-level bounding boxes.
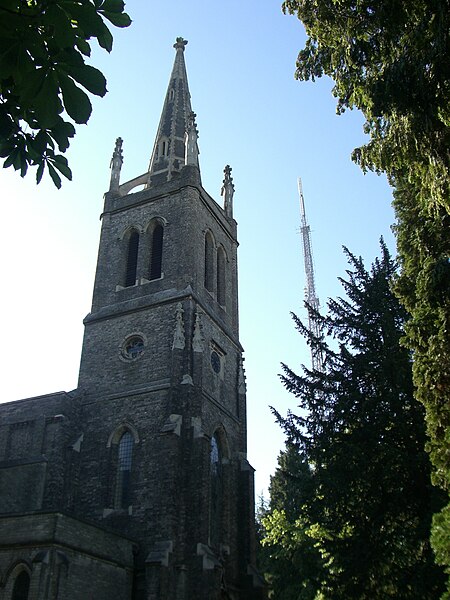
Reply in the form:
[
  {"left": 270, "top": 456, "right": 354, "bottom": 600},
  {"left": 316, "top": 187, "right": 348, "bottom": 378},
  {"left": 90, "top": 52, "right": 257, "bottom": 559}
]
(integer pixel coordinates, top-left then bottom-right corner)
[
  {"left": 103, "top": 506, "right": 133, "bottom": 517},
  {"left": 140, "top": 275, "right": 164, "bottom": 285}
]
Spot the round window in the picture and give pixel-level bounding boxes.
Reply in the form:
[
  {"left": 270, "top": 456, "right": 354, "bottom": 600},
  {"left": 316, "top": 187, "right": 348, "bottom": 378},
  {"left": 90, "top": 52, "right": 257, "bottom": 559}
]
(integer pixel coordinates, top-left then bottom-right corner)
[{"left": 122, "top": 336, "right": 145, "bottom": 360}]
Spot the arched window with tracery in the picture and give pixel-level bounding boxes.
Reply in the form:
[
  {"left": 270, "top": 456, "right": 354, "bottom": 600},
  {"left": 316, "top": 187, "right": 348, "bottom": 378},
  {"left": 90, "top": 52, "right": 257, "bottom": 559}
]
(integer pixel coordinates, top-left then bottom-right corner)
[
  {"left": 124, "top": 228, "right": 140, "bottom": 287},
  {"left": 209, "top": 432, "right": 223, "bottom": 547},
  {"left": 205, "top": 232, "right": 214, "bottom": 292},
  {"left": 115, "top": 431, "right": 134, "bottom": 508},
  {"left": 149, "top": 222, "right": 164, "bottom": 280},
  {"left": 11, "top": 570, "right": 30, "bottom": 600},
  {"left": 216, "top": 246, "right": 226, "bottom": 306}
]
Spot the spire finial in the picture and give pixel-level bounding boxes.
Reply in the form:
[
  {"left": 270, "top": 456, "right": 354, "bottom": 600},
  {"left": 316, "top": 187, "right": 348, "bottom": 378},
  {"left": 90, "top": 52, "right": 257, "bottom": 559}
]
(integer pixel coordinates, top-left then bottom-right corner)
[
  {"left": 109, "top": 137, "right": 123, "bottom": 192},
  {"left": 221, "top": 165, "right": 235, "bottom": 218},
  {"left": 174, "top": 37, "right": 188, "bottom": 51}
]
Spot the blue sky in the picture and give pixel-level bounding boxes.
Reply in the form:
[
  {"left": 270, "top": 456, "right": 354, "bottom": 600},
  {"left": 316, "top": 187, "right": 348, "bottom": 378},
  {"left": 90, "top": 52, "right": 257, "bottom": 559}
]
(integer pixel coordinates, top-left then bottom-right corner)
[{"left": 0, "top": 1, "right": 395, "bottom": 496}]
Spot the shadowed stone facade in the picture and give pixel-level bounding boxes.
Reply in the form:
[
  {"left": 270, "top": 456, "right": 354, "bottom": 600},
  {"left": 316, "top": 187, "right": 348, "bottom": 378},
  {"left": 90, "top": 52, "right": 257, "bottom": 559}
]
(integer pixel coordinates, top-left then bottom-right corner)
[{"left": 0, "top": 39, "right": 264, "bottom": 599}]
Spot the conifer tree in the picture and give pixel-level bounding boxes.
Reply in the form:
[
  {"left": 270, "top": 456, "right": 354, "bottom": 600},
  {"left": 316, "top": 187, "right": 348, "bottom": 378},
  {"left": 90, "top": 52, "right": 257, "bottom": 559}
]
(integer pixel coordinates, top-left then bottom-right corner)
[
  {"left": 262, "top": 445, "right": 324, "bottom": 599},
  {"left": 262, "top": 243, "right": 445, "bottom": 599},
  {"left": 282, "top": 3, "right": 450, "bottom": 586}
]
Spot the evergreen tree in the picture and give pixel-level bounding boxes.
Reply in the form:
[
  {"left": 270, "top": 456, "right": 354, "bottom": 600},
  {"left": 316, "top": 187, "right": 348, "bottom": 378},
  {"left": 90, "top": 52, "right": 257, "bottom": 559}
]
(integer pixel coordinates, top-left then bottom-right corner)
[
  {"left": 262, "top": 445, "right": 324, "bottom": 599},
  {"left": 282, "top": 2, "right": 450, "bottom": 586},
  {"left": 392, "top": 175, "right": 450, "bottom": 590},
  {"left": 262, "top": 243, "right": 445, "bottom": 599}
]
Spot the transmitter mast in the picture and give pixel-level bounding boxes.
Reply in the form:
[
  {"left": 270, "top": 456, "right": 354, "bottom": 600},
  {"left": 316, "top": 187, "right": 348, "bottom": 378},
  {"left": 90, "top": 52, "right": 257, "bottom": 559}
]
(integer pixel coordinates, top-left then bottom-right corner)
[{"left": 298, "top": 178, "right": 323, "bottom": 371}]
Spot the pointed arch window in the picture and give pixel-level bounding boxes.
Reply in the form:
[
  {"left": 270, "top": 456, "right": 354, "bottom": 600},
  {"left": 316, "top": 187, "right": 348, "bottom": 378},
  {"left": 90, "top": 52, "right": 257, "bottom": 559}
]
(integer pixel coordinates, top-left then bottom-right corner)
[
  {"left": 149, "top": 223, "right": 164, "bottom": 280},
  {"left": 209, "top": 433, "right": 223, "bottom": 547},
  {"left": 124, "top": 229, "right": 139, "bottom": 287},
  {"left": 115, "top": 431, "right": 134, "bottom": 508},
  {"left": 217, "top": 247, "right": 226, "bottom": 306},
  {"left": 205, "top": 232, "right": 214, "bottom": 292},
  {"left": 12, "top": 570, "right": 30, "bottom": 600}
]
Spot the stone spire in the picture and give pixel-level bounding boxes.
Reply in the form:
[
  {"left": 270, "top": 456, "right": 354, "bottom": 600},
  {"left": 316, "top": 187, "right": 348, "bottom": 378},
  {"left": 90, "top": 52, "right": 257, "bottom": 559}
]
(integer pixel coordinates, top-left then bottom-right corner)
[{"left": 147, "top": 38, "right": 198, "bottom": 186}]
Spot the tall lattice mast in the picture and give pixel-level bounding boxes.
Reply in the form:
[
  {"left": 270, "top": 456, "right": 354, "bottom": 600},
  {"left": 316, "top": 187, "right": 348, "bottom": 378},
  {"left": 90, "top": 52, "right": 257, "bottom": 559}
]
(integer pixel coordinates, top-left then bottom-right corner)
[{"left": 298, "top": 178, "right": 323, "bottom": 371}]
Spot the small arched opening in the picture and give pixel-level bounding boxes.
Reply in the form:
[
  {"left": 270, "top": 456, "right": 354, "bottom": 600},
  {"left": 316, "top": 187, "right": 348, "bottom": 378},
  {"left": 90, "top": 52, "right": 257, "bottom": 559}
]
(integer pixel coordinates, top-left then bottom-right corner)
[
  {"left": 114, "top": 430, "right": 134, "bottom": 509},
  {"left": 124, "top": 228, "right": 140, "bottom": 287},
  {"left": 216, "top": 246, "right": 226, "bottom": 306},
  {"left": 149, "top": 222, "right": 164, "bottom": 280},
  {"left": 204, "top": 231, "right": 214, "bottom": 292},
  {"left": 11, "top": 570, "right": 30, "bottom": 600}
]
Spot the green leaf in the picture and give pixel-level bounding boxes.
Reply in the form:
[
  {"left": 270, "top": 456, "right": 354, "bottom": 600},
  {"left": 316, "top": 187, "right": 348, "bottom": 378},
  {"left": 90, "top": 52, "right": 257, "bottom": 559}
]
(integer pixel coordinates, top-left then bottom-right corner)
[
  {"left": 64, "top": 64, "right": 107, "bottom": 97},
  {"left": 43, "top": 4, "right": 76, "bottom": 49},
  {"left": 26, "top": 130, "right": 53, "bottom": 163},
  {"left": 19, "top": 153, "right": 28, "bottom": 177},
  {"left": 50, "top": 118, "right": 76, "bottom": 152},
  {"left": 33, "top": 70, "right": 64, "bottom": 128},
  {"left": 66, "top": 3, "right": 105, "bottom": 38},
  {"left": 0, "top": 39, "right": 33, "bottom": 81},
  {"left": 0, "top": 0, "right": 19, "bottom": 14},
  {"left": 19, "top": 68, "right": 47, "bottom": 104},
  {"left": 47, "top": 162, "right": 62, "bottom": 189},
  {"left": 54, "top": 46, "right": 85, "bottom": 68},
  {"left": 97, "top": 22, "right": 114, "bottom": 52},
  {"left": 3, "top": 148, "right": 19, "bottom": 169},
  {"left": 36, "top": 160, "right": 45, "bottom": 184},
  {"left": 59, "top": 73, "right": 92, "bottom": 124},
  {"left": 100, "top": 0, "right": 125, "bottom": 12},
  {"left": 101, "top": 10, "right": 132, "bottom": 28},
  {"left": 20, "top": 28, "right": 48, "bottom": 65},
  {"left": 0, "top": 140, "right": 15, "bottom": 158},
  {"left": 75, "top": 38, "right": 91, "bottom": 57},
  {"left": 51, "top": 154, "right": 72, "bottom": 180}
]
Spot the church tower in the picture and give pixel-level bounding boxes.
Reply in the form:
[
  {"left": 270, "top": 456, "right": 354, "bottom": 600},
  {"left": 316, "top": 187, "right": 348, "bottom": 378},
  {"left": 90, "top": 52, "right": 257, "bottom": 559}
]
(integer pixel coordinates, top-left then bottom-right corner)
[{"left": 75, "top": 38, "right": 263, "bottom": 599}]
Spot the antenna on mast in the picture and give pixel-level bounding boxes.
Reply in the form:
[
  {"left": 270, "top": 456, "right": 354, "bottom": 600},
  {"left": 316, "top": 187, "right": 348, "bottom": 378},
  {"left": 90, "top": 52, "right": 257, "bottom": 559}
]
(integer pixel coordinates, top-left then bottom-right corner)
[{"left": 298, "top": 178, "right": 323, "bottom": 372}]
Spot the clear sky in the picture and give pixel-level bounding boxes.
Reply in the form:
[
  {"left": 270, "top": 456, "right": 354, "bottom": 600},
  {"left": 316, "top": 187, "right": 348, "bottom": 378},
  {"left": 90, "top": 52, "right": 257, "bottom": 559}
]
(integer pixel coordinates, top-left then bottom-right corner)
[{"left": 0, "top": 1, "right": 395, "bottom": 497}]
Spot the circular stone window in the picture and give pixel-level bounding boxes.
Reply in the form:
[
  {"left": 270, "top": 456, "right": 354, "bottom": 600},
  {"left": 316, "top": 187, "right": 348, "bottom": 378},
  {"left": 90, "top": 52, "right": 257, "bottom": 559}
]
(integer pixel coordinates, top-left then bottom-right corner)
[{"left": 122, "top": 335, "right": 145, "bottom": 360}]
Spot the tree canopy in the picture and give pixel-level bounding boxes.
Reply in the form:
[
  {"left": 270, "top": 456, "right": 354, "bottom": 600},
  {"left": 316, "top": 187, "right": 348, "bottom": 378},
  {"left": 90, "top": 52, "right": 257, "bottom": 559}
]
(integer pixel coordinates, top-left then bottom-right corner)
[
  {"left": 282, "top": 1, "right": 450, "bottom": 591},
  {"left": 261, "top": 243, "right": 446, "bottom": 599},
  {"left": 283, "top": 0, "right": 450, "bottom": 211},
  {"left": 0, "top": 0, "right": 131, "bottom": 187}
]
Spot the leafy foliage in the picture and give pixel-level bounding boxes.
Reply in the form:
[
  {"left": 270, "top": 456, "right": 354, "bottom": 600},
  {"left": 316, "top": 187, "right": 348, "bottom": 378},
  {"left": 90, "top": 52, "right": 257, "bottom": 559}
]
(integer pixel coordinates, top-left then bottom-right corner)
[
  {"left": 393, "top": 175, "right": 450, "bottom": 596},
  {"left": 0, "top": 0, "right": 131, "bottom": 187},
  {"left": 283, "top": 1, "right": 450, "bottom": 592},
  {"left": 282, "top": 0, "right": 450, "bottom": 212},
  {"left": 261, "top": 446, "right": 325, "bottom": 599},
  {"left": 262, "top": 244, "right": 446, "bottom": 599}
]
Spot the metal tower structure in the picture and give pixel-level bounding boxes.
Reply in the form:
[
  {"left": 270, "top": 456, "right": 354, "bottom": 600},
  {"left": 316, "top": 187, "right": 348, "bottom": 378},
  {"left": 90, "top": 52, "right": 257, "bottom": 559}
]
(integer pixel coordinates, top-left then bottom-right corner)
[{"left": 298, "top": 177, "right": 323, "bottom": 372}]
